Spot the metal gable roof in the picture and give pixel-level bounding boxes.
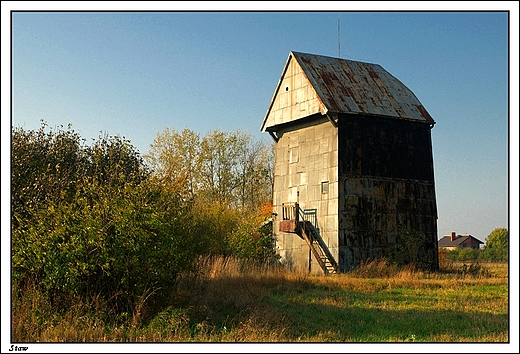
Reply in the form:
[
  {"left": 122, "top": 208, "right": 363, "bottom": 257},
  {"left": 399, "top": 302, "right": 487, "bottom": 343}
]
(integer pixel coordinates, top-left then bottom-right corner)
[{"left": 261, "top": 51, "right": 435, "bottom": 132}]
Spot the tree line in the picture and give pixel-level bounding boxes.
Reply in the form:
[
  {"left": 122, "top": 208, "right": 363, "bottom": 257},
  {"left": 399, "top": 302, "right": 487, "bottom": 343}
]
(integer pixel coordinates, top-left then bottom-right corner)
[{"left": 11, "top": 121, "right": 276, "bottom": 315}]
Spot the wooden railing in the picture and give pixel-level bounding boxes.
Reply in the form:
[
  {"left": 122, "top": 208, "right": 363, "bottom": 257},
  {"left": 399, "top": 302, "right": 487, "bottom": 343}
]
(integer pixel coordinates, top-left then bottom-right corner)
[
  {"left": 300, "top": 207, "right": 317, "bottom": 229},
  {"left": 281, "top": 203, "right": 297, "bottom": 221},
  {"left": 281, "top": 202, "right": 317, "bottom": 228}
]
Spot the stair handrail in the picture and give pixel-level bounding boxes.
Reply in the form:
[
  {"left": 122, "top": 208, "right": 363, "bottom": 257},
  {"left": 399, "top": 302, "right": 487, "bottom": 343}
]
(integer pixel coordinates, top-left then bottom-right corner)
[
  {"left": 295, "top": 203, "right": 338, "bottom": 274},
  {"left": 295, "top": 203, "right": 317, "bottom": 228}
]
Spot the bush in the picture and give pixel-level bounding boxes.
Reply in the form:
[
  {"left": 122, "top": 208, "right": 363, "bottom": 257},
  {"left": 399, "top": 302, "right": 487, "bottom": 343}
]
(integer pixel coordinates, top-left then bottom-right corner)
[
  {"left": 226, "top": 220, "right": 277, "bottom": 264},
  {"left": 387, "top": 226, "right": 437, "bottom": 271},
  {"left": 443, "top": 248, "right": 481, "bottom": 262},
  {"left": 445, "top": 249, "right": 460, "bottom": 262},
  {"left": 11, "top": 122, "right": 86, "bottom": 225},
  {"left": 11, "top": 122, "right": 277, "bottom": 316},
  {"left": 457, "top": 248, "right": 479, "bottom": 261},
  {"left": 11, "top": 123, "right": 203, "bottom": 315}
]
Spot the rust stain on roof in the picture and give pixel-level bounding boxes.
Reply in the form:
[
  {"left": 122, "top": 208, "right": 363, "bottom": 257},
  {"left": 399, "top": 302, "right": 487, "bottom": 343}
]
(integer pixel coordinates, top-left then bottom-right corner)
[{"left": 291, "top": 51, "right": 435, "bottom": 124}]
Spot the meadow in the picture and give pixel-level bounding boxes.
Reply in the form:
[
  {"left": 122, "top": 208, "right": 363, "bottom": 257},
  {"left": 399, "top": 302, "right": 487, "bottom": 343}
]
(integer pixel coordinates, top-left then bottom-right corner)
[
  {"left": 12, "top": 258, "right": 509, "bottom": 343},
  {"left": 11, "top": 123, "right": 510, "bottom": 346}
]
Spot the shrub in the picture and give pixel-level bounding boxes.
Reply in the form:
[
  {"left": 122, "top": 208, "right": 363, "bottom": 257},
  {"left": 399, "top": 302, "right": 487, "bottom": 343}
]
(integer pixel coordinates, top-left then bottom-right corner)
[
  {"left": 387, "top": 226, "right": 437, "bottom": 271},
  {"left": 12, "top": 122, "right": 278, "bottom": 317},
  {"left": 457, "top": 247, "right": 479, "bottom": 261},
  {"left": 11, "top": 123, "right": 203, "bottom": 315}
]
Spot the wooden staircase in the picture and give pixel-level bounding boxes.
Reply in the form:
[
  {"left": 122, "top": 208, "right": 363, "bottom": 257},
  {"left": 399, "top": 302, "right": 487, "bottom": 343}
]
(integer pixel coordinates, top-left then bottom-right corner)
[
  {"left": 281, "top": 203, "right": 338, "bottom": 274},
  {"left": 297, "top": 220, "right": 338, "bottom": 274}
]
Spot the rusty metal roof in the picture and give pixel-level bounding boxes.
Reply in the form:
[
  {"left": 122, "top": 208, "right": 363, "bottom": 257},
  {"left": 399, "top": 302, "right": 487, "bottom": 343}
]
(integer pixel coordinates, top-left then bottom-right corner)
[{"left": 261, "top": 51, "right": 434, "bottom": 131}]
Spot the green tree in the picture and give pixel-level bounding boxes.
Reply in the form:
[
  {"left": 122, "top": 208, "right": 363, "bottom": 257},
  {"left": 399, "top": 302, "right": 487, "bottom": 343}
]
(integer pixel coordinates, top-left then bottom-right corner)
[
  {"left": 482, "top": 227, "right": 508, "bottom": 261},
  {"left": 146, "top": 127, "right": 276, "bottom": 261},
  {"left": 85, "top": 132, "right": 149, "bottom": 186},
  {"left": 11, "top": 122, "right": 87, "bottom": 225},
  {"left": 145, "top": 127, "right": 201, "bottom": 200},
  {"left": 146, "top": 127, "right": 274, "bottom": 210},
  {"left": 11, "top": 123, "right": 203, "bottom": 315},
  {"left": 457, "top": 247, "right": 479, "bottom": 262}
]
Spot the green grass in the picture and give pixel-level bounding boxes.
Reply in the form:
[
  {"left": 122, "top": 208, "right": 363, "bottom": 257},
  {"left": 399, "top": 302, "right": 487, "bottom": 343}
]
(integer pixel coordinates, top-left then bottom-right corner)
[
  {"left": 12, "top": 257, "right": 509, "bottom": 343},
  {"left": 266, "top": 277, "right": 508, "bottom": 342}
]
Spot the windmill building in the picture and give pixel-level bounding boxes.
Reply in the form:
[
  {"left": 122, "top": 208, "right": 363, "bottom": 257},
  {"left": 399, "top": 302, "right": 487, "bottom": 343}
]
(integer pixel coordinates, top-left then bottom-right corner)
[{"left": 260, "top": 51, "right": 438, "bottom": 273}]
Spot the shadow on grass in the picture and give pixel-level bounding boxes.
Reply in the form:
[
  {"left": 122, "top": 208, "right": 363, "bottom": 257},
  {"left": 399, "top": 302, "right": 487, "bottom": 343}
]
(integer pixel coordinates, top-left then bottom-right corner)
[
  {"left": 265, "top": 283, "right": 508, "bottom": 342},
  {"left": 166, "top": 270, "right": 508, "bottom": 342}
]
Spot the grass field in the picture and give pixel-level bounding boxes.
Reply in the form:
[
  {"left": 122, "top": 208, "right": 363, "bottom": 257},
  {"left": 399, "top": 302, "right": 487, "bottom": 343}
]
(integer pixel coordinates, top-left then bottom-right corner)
[{"left": 12, "top": 257, "right": 509, "bottom": 345}]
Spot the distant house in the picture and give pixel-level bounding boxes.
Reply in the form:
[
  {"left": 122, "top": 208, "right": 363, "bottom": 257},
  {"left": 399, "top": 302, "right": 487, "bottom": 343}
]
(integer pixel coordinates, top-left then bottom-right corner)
[{"left": 438, "top": 232, "right": 484, "bottom": 250}]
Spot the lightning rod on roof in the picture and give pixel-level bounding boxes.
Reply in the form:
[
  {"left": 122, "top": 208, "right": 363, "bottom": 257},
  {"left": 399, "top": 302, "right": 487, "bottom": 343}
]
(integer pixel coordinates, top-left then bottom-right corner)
[{"left": 338, "top": 15, "right": 341, "bottom": 58}]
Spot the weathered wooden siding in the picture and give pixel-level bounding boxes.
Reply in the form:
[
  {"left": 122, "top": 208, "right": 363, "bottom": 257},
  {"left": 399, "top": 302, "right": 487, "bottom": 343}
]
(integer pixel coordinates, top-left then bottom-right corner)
[
  {"left": 337, "top": 114, "right": 438, "bottom": 271},
  {"left": 262, "top": 55, "right": 325, "bottom": 130},
  {"left": 272, "top": 115, "right": 339, "bottom": 273}
]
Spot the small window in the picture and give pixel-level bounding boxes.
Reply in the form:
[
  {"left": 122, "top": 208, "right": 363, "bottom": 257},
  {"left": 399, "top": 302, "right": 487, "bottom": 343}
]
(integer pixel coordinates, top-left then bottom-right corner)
[{"left": 321, "top": 181, "right": 329, "bottom": 194}]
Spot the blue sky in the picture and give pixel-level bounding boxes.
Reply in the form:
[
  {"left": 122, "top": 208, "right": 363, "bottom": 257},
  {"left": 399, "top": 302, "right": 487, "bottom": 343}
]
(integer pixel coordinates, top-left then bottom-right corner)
[
  {"left": 3, "top": 4, "right": 517, "bottom": 244},
  {"left": 1, "top": 2, "right": 519, "bottom": 352}
]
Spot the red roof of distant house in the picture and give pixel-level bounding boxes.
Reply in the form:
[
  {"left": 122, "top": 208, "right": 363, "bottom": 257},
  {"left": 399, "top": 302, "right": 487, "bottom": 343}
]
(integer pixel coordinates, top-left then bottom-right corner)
[{"left": 438, "top": 233, "right": 484, "bottom": 248}]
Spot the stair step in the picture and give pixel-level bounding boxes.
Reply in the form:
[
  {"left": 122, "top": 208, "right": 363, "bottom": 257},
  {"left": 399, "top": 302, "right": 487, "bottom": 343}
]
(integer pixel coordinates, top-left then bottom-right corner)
[{"left": 298, "top": 219, "right": 338, "bottom": 275}]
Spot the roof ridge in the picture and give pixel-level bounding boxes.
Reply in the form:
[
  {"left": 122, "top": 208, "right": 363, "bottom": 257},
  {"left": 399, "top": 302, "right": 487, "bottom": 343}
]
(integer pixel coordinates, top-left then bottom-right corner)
[{"left": 290, "top": 50, "right": 381, "bottom": 66}]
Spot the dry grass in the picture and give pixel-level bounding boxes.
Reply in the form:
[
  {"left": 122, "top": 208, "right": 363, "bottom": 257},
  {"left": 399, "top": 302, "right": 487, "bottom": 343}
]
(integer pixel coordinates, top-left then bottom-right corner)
[{"left": 11, "top": 256, "right": 509, "bottom": 343}]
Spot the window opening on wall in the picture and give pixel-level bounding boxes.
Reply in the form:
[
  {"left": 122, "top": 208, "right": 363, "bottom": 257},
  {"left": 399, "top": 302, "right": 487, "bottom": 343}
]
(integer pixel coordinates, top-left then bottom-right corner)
[{"left": 321, "top": 181, "right": 329, "bottom": 194}]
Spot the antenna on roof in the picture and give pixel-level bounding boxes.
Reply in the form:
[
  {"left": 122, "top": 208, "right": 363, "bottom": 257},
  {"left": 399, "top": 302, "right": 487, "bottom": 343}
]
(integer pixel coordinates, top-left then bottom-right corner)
[{"left": 338, "top": 15, "right": 341, "bottom": 58}]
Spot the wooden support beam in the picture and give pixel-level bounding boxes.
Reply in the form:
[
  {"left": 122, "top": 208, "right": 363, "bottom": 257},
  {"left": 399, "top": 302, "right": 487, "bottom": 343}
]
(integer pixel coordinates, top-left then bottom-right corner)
[
  {"left": 326, "top": 113, "right": 338, "bottom": 128},
  {"left": 268, "top": 131, "right": 279, "bottom": 142}
]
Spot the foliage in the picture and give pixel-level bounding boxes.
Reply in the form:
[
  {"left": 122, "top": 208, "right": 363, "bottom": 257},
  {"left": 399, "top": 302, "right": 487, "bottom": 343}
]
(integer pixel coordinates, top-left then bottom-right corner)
[
  {"left": 445, "top": 249, "right": 460, "bottom": 262},
  {"left": 444, "top": 248, "right": 480, "bottom": 262},
  {"left": 145, "top": 126, "right": 276, "bottom": 263},
  {"left": 12, "top": 122, "right": 277, "bottom": 316},
  {"left": 11, "top": 123, "right": 204, "bottom": 314},
  {"left": 226, "top": 216, "right": 276, "bottom": 264},
  {"left": 481, "top": 228, "right": 508, "bottom": 261},
  {"left": 387, "top": 226, "right": 437, "bottom": 271},
  {"left": 144, "top": 127, "right": 201, "bottom": 201},
  {"left": 442, "top": 228, "right": 510, "bottom": 263},
  {"left": 11, "top": 122, "right": 86, "bottom": 225},
  {"left": 146, "top": 127, "right": 274, "bottom": 211},
  {"left": 10, "top": 122, "right": 508, "bottom": 342}
]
